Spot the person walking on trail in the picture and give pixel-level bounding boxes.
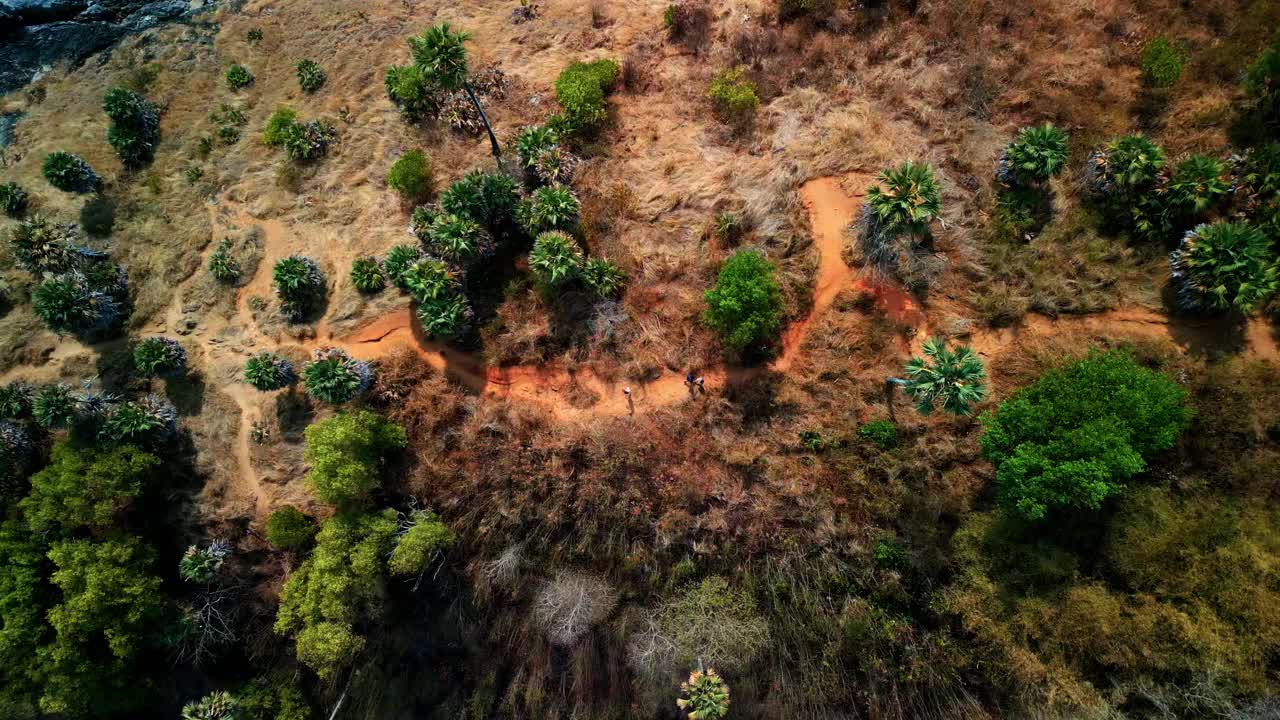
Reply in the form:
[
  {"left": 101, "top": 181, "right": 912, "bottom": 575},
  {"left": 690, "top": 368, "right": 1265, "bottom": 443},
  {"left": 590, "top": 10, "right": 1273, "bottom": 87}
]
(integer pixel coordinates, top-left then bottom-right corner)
[
  {"left": 623, "top": 386, "right": 634, "bottom": 416},
  {"left": 695, "top": 376, "right": 705, "bottom": 394},
  {"left": 685, "top": 373, "right": 697, "bottom": 397}
]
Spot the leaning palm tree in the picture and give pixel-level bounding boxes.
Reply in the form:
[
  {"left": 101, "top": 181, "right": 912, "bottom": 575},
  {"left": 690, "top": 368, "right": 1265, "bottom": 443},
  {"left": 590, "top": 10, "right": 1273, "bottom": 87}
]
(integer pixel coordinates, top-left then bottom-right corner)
[
  {"left": 410, "top": 23, "right": 501, "bottom": 160},
  {"left": 887, "top": 337, "right": 988, "bottom": 416}
]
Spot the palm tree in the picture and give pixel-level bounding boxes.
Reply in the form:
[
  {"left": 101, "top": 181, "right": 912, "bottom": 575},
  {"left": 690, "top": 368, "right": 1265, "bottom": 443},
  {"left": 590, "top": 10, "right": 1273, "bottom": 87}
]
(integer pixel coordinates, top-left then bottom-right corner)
[
  {"left": 887, "top": 337, "right": 988, "bottom": 416},
  {"left": 410, "top": 23, "right": 501, "bottom": 161}
]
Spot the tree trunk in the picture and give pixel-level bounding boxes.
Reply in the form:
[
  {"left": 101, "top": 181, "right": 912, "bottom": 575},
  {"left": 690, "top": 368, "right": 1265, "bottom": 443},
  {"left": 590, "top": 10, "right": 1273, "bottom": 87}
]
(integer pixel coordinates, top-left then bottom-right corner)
[
  {"left": 885, "top": 377, "right": 906, "bottom": 422},
  {"left": 464, "top": 82, "right": 502, "bottom": 162}
]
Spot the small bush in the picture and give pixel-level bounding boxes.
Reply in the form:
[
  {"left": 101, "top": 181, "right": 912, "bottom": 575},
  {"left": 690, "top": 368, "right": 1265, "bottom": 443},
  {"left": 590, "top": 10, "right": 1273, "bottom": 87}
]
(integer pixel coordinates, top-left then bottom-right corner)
[
  {"left": 386, "top": 150, "right": 434, "bottom": 203},
  {"left": 388, "top": 510, "right": 456, "bottom": 576},
  {"left": 303, "top": 409, "right": 405, "bottom": 504},
  {"left": 424, "top": 213, "right": 492, "bottom": 266},
  {"left": 1245, "top": 37, "right": 1280, "bottom": 128},
  {"left": 246, "top": 28, "right": 263, "bottom": 44},
  {"left": 702, "top": 249, "right": 783, "bottom": 352},
  {"left": 272, "top": 255, "right": 325, "bottom": 321},
  {"left": 101, "top": 395, "right": 177, "bottom": 446},
  {"left": 857, "top": 420, "right": 898, "bottom": 449},
  {"left": 997, "top": 124, "right": 1069, "bottom": 186},
  {"left": 521, "top": 185, "right": 580, "bottom": 234},
  {"left": 225, "top": 63, "right": 254, "bottom": 89},
  {"left": 1140, "top": 37, "right": 1187, "bottom": 88},
  {"left": 33, "top": 270, "right": 123, "bottom": 336},
  {"left": 707, "top": 67, "right": 759, "bottom": 126},
  {"left": 266, "top": 506, "right": 315, "bottom": 550},
  {"left": 899, "top": 337, "right": 988, "bottom": 416},
  {"left": 32, "top": 383, "right": 78, "bottom": 429},
  {"left": 1088, "top": 135, "right": 1165, "bottom": 194},
  {"left": 866, "top": 161, "right": 942, "bottom": 239},
  {"left": 244, "top": 352, "right": 296, "bottom": 391},
  {"left": 384, "top": 64, "right": 438, "bottom": 121},
  {"left": 439, "top": 170, "right": 520, "bottom": 230},
  {"left": 283, "top": 119, "right": 337, "bottom": 162},
  {"left": 263, "top": 107, "right": 299, "bottom": 147},
  {"left": 303, "top": 348, "right": 372, "bottom": 405},
  {"left": 416, "top": 291, "right": 472, "bottom": 339},
  {"left": 9, "top": 214, "right": 78, "bottom": 274},
  {"left": 383, "top": 244, "right": 425, "bottom": 290},
  {"left": 529, "top": 231, "right": 584, "bottom": 288},
  {"left": 1167, "top": 154, "right": 1229, "bottom": 218},
  {"left": 0, "top": 182, "right": 28, "bottom": 217},
  {"left": 42, "top": 152, "right": 100, "bottom": 193},
  {"left": 179, "top": 544, "right": 227, "bottom": 584},
  {"left": 713, "top": 211, "right": 745, "bottom": 243},
  {"left": 350, "top": 257, "right": 386, "bottom": 293},
  {"left": 554, "top": 59, "right": 619, "bottom": 134},
  {"left": 0, "top": 382, "right": 32, "bottom": 419},
  {"left": 79, "top": 196, "right": 115, "bottom": 237},
  {"left": 133, "top": 336, "right": 187, "bottom": 378},
  {"left": 1169, "top": 222, "right": 1278, "bottom": 314},
  {"left": 677, "top": 669, "right": 730, "bottom": 720},
  {"left": 102, "top": 87, "right": 160, "bottom": 168},
  {"left": 207, "top": 239, "right": 240, "bottom": 283},
  {"left": 295, "top": 59, "right": 326, "bottom": 93},
  {"left": 581, "top": 257, "right": 627, "bottom": 298}
]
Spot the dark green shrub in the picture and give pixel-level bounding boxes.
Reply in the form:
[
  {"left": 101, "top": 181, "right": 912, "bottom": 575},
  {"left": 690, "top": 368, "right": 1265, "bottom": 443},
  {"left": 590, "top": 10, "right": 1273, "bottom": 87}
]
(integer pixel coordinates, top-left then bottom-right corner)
[
  {"left": 244, "top": 352, "right": 296, "bottom": 391},
  {"left": 102, "top": 87, "right": 160, "bottom": 168},
  {"left": 1140, "top": 37, "right": 1187, "bottom": 88},
  {"left": 295, "top": 59, "right": 326, "bottom": 93},
  {"left": 857, "top": 420, "right": 898, "bottom": 449},
  {"left": 246, "top": 28, "right": 263, "bottom": 43},
  {"left": 178, "top": 544, "right": 227, "bottom": 584},
  {"left": 0, "top": 382, "right": 32, "bottom": 419},
  {"left": 216, "top": 125, "right": 240, "bottom": 145},
  {"left": 424, "top": 213, "right": 491, "bottom": 266},
  {"left": 1167, "top": 154, "right": 1229, "bottom": 218},
  {"left": 383, "top": 243, "right": 425, "bottom": 290},
  {"left": 386, "top": 150, "right": 434, "bottom": 203},
  {"left": 207, "top": 239, "right": 240, "bottom": 283},
  {"left": 515, "top": 124, "right": 559, "bottom": 169},
  {"left": 303, "top": 348, "right": 372, "bottom": 404},
  {"left": 529, "top": 231, "right": 584, "bottom": 288},
  {"left": 677, "top": 669, "right": 731, "bottom": 720},
  {"left": 384, "top": 64, "right": 439, "bottom": 121},
  {"left": 225, "top": 63, "right": 254, "bottom": 89},
  {"left": 866, "top": 161, "right": 942, "bottom": 239},
  {"left": 581, "top": 257, "right": 627, "bottom": 298},
  {"left": 0, "top": 182, "right": 29, "bottom": 217},
  {"left": 79, "top": 195, "right": 115, "bottom": 237},
  {"left": 1244, "top": 37, "right": 1280, "bottom": 127},
  {"left": 410, "top": 204, "right": 437, "bottom": 241},
  {"left": 417, "top": 291, "right": 472, "bottom": 339},
  {"left": 303, "top": 409, "right": 405, "bottom": 504},
  {"left": 713, "top": 211, "right": 744, "bottom": 243},
  {"left": 263, "top": 107, "right": 299, "bottom": 147},
  {"left": 273, "top": 255, "right": 325, "bottom": 321},
  {"left": 702, "top": 249, "right": 783, "bottom": 352},
  {"left": 101, "top": 395, "right": 178, "bottom": 445},
  {"left": 997, "top": 124, "right": 1069, "bottom": 186},
  {"left": 9, "top": 215, "right": 78, "bottom": 275},
  {"left": 42, "top": 152, "right": 99, "bottom": 193},
  {"left": 897, "top": 337, "right": 988, "bottom": 416},
  {"left": 981, "top": 350, "right": 1190, "bottom": 521},
  {"left": 133, "top": 336, "right": 187, "bottom": 378},
  {"left": 707, "top": 67, "right": 759, "bottom": 126},
  {"left": 33, "top": 383, "right": 78, "bottom": 428},
  {"left": 350, "top": 256, "right": 386, "bottom": 293},
  {"left": 1170, "top": 222, "right": 1278, "bottom": 314},
  {"left": 521, "top": 184, "right": 580, "bottom": 234},
  {"left": 554, "top": 59, "right": 619, "bottom": 134},
  {"left": 186, "top": 165, "right": 204, "bottom": 185},
  {"left": 282, "top": 119, "right": 337, "bottom": 162},
  {"left": 439, "top": 170, "right": 519, "bottom": 230},
  {"left": 1087, "top": 135, "right": 1165, "bottom": 194},
  {"left": 33, "top": 271, "right": 121, "bottom": 335},
  {"left": 266, "top": 506, "right": 315, "bottom": 550}
]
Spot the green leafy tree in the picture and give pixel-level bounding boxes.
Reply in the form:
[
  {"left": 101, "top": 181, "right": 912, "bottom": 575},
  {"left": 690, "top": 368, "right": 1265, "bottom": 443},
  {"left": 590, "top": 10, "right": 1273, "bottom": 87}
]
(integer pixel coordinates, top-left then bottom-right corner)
[
  {"left": 33, "top": 384, "right": 78, "bottom": 428},
  {"left": 0, "top": 521, "right": 46, "bottom": 717},
  {"left": 677, "top": 668, "right": 730, "bottom": 720},
  {"left": 554, "top": 59, "right": 619, "bottom": 134},
  {"left": 225, "top": 63, "right": 254, "bottom": 89},
  {"left": 303, "top": 348, "right": 372, "bottom": 405},
  {"left": 295, "top": 59, "right": 326, "bottom": 93},
  {"left": 41, "top": 152, "right": 99, "bottom": 193},
  {"left": 409, "top": 23, "right": 502, "bottom": 158},
  {"left": 102, "top": 87, "right": 160, "bottom": 168},
  {"left": 266, "top": 506, "right": 315, "bottom": 550},
  {"left": 1140, "top": 37, "right": 1187, "bottom": 88},
  {"left": 529, "top": 230, "right": 584, "bottom": 288},
  {"left": 581, "top": 257, "right": 627, "bottom": 298},
  {"left": 0, "top": 181, "right": 29, "bottom": 217},
  {"left": 706, "top": 66, "right": 759, "bottom": 126},
  {"left": 1169, "top": 222, "right": 1279, "bottom": 314},
  {"left": 388, "top": 509, "right": 456, "bottom": 576},
  {"left": 244, "top": 352, "right": 296, "bottom": 391},
  {"left": 21, "top": 441, "right": 158, "bottom": 531},
  {"left": 303, "top": 409, "right": 406, "bottom": 505},
  {"left": 866, "top": 161, "right": 942, "bottom": 240},
  {"left": 350, "top": 256, "right": 387, "bottom": 293},
  {"left": 998, "top": 124, "right": 1069, "bottom": 186},
  {"left": 38, "top": 537, "right": 164, "bottom": 717},
  {"left": 1244, "top": 37, "right": 1280, "bottom": 128},
  {"left": 702, "top": 249, "right": 783, "bottom": 352},
  {"left": 386, "top": 149, "right": 434, "bottom": 203},
  {"left": 133, "top": 336, "right": 187, "bottom": 378},
  {"left": 980, "top": 350, "right": 1190, "bottom": 521},
  {"left": 274, "top": 509, "right": 399, "bottom": 676},
  {"left": 235, "top": 677, "right": 312, "bottom": 720},
  {"left": 887, "top": 337, "right": 988, "bottom": 416},
  {"left": 182, "top": 690, "right": 241, "bottom": 720},
  {"left": 273, "top": 255, "right": 325, "bottom": 321},
  {"left": 522, "top": 185, "right": 580, "bottom": 234}
]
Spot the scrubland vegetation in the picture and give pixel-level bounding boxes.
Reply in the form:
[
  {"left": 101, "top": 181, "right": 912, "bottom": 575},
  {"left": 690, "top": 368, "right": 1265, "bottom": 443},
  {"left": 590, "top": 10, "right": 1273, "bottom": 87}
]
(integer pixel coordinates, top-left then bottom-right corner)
[{"left": 0, "top": 1, "right": 1278, "bottom": 719}]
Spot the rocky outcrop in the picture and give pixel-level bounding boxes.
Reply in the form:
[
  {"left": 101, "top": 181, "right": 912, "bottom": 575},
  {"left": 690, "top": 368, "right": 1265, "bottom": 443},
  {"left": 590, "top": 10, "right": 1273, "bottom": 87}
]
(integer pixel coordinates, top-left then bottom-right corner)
[{"left": 0, "top": 0, "right": 212, "bottom": 93}]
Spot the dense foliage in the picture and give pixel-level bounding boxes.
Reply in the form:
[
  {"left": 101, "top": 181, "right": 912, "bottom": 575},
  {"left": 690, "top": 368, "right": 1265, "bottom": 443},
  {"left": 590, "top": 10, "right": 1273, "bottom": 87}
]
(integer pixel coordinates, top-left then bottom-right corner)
[
  {"left": 21, "top": 441, "right": 157, "bottom": 531},
  {"left": 266, "top": 506, "right": 315, "bottom": 550},
  {"left": 386, "top": 149, "right": 434, "bottom": 203},
  {"left": 225, "top": 63, "right": 253, "bottom": 89},
  {"left": 997, "top": 124, "right": 1068, "bottom": 186},
  {"left": 439, "top": 170, "right": 520, "bottom": 232},
  {"left": 303, "top": 409, "right": 406, "bottom": 506},
  {"left": 0, "top": 181, "right": 29, "bottom": 217},
  {"left": 295, "top": 59, "right": 326, "bottom": 93},
  {"left": 423, "top": 213, "right": 491, "bottom": 266},
  {"left": 41, "top": 152, "right": 99, "bottom": 193},
  {"left": 528, "top": 230, "right": 583, "bottom": 288},
  {"left": 1244, "top": 36, "right": 1280, "bottom": 128},
  {"left": 554, "top": 59, "right": 619, "bottom": 133},
  {"left": 707, "top": 67, "right": 759, "bottom": 126},
  {"left": 981, "top": 351, "right": 1190, "bottom": 521},
  {"left": 677, "top": 669, "right": 730, "bottom": 720},
  {"left": 388, "top": 509, "right": 456, "bottom": 576},
  {"left": 272, "top": 255, "right": 325, "bottom": 321},
  {"left": 103, "top": 87, "right": 160, "bottom": 167},
  {"left": 244, "top": 352, "right": 296, "bottom": 391},
  {"left": 1140, "top": 36, "right": 1187, "bottom": 88},
  {"left": 1169, "top": 222, "right": 1278, "bottom": 314},
  {"left": 207, "top": 239, "right": 240, "bottom": 283},
  {"left": 302, "top": 348, "right": 372, "bottom": 405},
  {"left": 866, "top": 161, "right": 942, "bottom": 239},
  {"left": 702, "top": 249, "right": 783, "bottom": 352},
  {"left": 898, "top": 337, "right": 988, "bottom": 416},
  {"left": 133, "top": 336, "right": 187, "bottom": 378},
  {"left": 349, "top": 256, "right": 387, "bottom": 293},
  {"left": 521, "top": 184, "right": 580, "bottom": 234}
]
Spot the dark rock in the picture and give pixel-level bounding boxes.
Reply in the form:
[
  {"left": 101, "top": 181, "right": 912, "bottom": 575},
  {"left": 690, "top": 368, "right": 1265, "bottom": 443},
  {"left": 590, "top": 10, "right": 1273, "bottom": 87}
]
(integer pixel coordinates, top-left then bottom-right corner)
[{"left": 0, "top": 0, "right": 207, "bottom": 93}]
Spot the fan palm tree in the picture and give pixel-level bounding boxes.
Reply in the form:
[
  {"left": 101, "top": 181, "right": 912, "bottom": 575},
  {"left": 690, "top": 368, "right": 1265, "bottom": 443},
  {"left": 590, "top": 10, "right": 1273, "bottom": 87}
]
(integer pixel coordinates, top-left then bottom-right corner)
[
  {"left": 410, "top": 23, "right": 501, "bottom": 160},
  {"left": 887, "top": 337, "right": 988, "bottom": 416}
]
